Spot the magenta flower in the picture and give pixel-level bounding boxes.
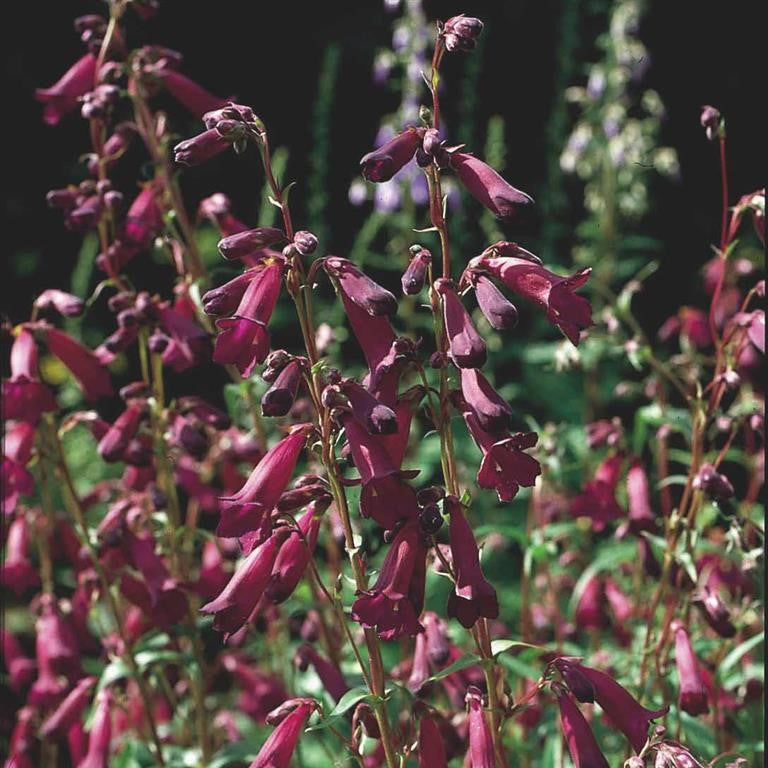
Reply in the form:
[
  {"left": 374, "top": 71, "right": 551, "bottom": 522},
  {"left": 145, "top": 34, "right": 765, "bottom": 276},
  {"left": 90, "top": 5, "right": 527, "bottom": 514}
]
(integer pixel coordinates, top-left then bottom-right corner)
[
  {"left": 43, "top": 326, "right": 114, "bottom": 401},
  {"left": 464, "top": 248, "right": 592, "bottom": 345},
  {"left": 459, "top": 399, "right": 540, "bottom": 501},
  {"left": 654, "top": 741, "right": 707, "bottom": 768},
  {"left": 6, "top": 705, "right": 37, "bottom": 768},
  {"left": 156, "top": 68, "right": 228, "bottom": 117},
  {"left": 200, "top": 531, "right": 285, "bottom": 635},
  {"left": 436, "top": 279, "right": 486, "bottom": 368},
  {"left": 570, "top": 454, "right": 624, "bottom": 531},
  {"left": 574, "top": 664, "right": 668, "bottom": 753},
  {"left": 627, "top": 460, "right": 657, "bottom": 533},
  {"left": 323, "top": 256, "right": 397, "bottom": 316},
  {"left": 173, "top": 127, "right": 231, "bottom": 165},
  {"left": 2, "top": 629, "right": 36, "bottom": 692},
  {"left": 248, "top": 698, "right": 318, "bottom": 768},
  {"left": 218, "top": 424, "right": 312, "bottom": 545},
  {"left": 262, "top": 360, "right": 302, "bottom": 418},
  {"left": 35, "top": 53, "right": 97, "bottom": 125},
  {"left": 266, "top": 502, "right": 324, "bottom": 603},
  {"left": 198, "top": 192, "right": 249, "bottom": 237},
  {"left": 473, "top": 274, "right": 519, "bottom": 329},
  {"left": 123, "top": 182, "right": 164, "bottom": 250},
  {"left": 213, "top": 259, "right": 284, "bottom": 377},
  {"left": 360, "top": 126, "right": 424, "bottom": 182},
  {"left": 671, "top": 620, "right": 709, "bottom": 716},
  {"left": 97, "top": 402, "right": 145, "bottom": 462},
  {"left": 155, "top": 301, "right": 211, "bottom": 373},
  {"left": 693, "top": 586, "right": 736, "bottom": 638},
  {"left": 78, "top": 689, "right": 113, "bottom": 768},
  {"left": 40, "top": 676, "right": 97, "bottom": 739},
  {"left": 218, "top": 228, "right": 286, "bottom": 260},
  {"left": 465, "top": 686, "right": 495, "bottom": 768},
  {"left": 339, "top": 379, "right": 397, "bottom": 434},
  {"left": 418, "top": 714, "right": 448, "bottom": 768},
  {"left": 445, "top": 497, "right": 498, "bottom": 628},
  {"left": 658, "top": 307, "right": 712, "bottom": 349},
  {"left": 34, "top": 289, "right": 85, "bottom": 317},
  {"left": 604, "top": 578, "right": 633, "bottom": 624},
  {"left": 2, "top": 515, "right": 39, "bottom": 595},
  {"left": 450, "top": 151, "right": 533, "bottom": 221},
  {"left": 459, "top": 367, "right": 513, "bottom": 433},
  {"left": 351, "top": 519, "right": 427, "bottom": 639},
  {"left": 574, "top": 576, "right": 608, "bottom": 631},
  {"left": 3, "top": 329, "right": 57, "bottom": 422},
  {"left": 402, "top": 247, "right": 431, "bottom": 295},
  {"left": 221, "top": 652, "right": 288, "bottom": 723},
  {"left": 554, "top": 685, "right": 610, "bottom": 768}
]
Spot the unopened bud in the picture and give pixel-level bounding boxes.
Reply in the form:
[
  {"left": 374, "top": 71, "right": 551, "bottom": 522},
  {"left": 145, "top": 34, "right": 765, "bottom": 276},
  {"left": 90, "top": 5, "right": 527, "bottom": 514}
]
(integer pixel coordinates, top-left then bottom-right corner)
[
  {"left": 293, "top": 230, "right": 318, "bottom": 255},
  {"left": 443, "top": 14, "right": 484, "bottom": 52}
]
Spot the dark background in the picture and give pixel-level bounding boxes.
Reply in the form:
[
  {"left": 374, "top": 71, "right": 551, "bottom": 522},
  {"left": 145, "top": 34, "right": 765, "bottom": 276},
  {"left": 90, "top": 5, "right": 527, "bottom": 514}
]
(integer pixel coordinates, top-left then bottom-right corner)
[{"left": 3, "top": 0, "right": 765, "bottom": 328}]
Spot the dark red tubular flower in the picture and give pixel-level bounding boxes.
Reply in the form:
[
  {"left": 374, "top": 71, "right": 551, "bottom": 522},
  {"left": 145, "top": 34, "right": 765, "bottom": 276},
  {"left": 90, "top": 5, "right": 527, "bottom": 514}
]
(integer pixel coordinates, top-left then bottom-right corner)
[
  {"left": 552, "top": 658, "right": 596, "bottom": 703},
  {"left": 626, "top": 460, "right": 657, "bottom": 533},
  {"left": 693, "top": 586, "right": 737, "bottom": 638},
  {"left": 324, "top": 257, "right": 398, "bottom": 316},
  {"left": 459, "top": 367, "right": 513, "bottom": 433},
  {"left": 3, "top": 329, "right": 57, "bottom": 422},
  {"left": 654, "top": 741, "right": 707, "bottom": 768},
  {"left": 213, "top": 259, "right": 284, "bottom": 377},
  {"left": 340, "top": 289, "right": 397, "bottom": 380},
  {"left": 554, "top": 685, "right": 610, "bottom": 768},
  {"left": 266, "top": 502, "right": 324, "bottom": 603},
  {"left": 407, "top": 631, "right": 431, "bottom": 693},
  {"left": 450, "top": 151, "right": 533, "bottom": 221},
  {"left": 198, "top": 193, "right": 249, "bottom": 237},
  {"left": 574, "top": 576, "right": 608, "bottom": 631},
  {"left": 445, "top": 497, "right": 498, "bottom": 628},
  {"left": 473, "top": 274, "right": 519, "bottom": 330},
  {"left": 248, "top": 698, "right": 318, "bottom": 768},
  {"left": 360, "top": 126, "right": 424, "bottom": 182},
  {"left": 96, "top": 402, "right": 144, "bottom": 462},
  {"left": 351, "top": 519, "right": 427, "bottom": 639},
  {"left": 77, "top": 688, "right": 112, "bottom": 768},
  {"left": 436, "top": 279, "right": 486, "bottom": 368},
  {"left": 40, "top": 676, "right": 96, "bottom": 739},
  {"left": 35, "top": 53, "right": 97, "bottom": 125},
  {"left": 573, "top": 664, "right": 667, "bottom": 753},
  {"left": 155, "top": 68, "right": 228, "bottom": 117},
  {"left": 2, "top": 515, "right": 39, "bottom": 594},
  {"left": 342, "top": 414, "right": 419, "bottom": 530},
  {"left": 173, "top": 127, "right": 231, "bottom": 165},
  {"left": 262, "top": 360, "right": 302, "bottom": 418},
  {"left": 418, "top": 715, "right": 448, "bottom": 768},
  {"left": 339, "top": 379, "right": 397, "bottom": 434},
  {"left": 459, "top": 400, "right": 541, "bottom": 502},
  {"left": 295, "top": 645, "right": 349, "bottom": 702},
  {"left": 155, "top": 301, "right": 211, "bottom": 373},
  {"left": 200, "top": 530, "right": 286, "bottom": 636},
  {"left": 671, "top": 620, "right": 709, "bottom": 716},
  {"left": 692, "top": 463, "right": 735, "bottom": 502},
  {"left": 123, "top": 183, "right": 164, "bottom": 250},
  {"left": 43, "top": 326, "right": 114, "bottom": 401},
  {"left": 221, "top": 653, "right": 288, "bottom": 723},
  {"left": 658, "top": 307, "right": 712, "bottom": 349},
  {"left": 2, "top": 629, "right": 37, "bottom": 692},
  {"left": 465, "top": 686, "right": 495, "bottom": 768},
  {"left": 570, "top": 454, "right": 625, "bottom": 532},
  {"left": 217, "top": 424, "right": 312, "bottom": 546},
  {"left": 218, "top": 228, "right": 286, "bottom": 261},
  {"left": 34, "top": 289, "right": 85, "bottom": 317},
  {"left": 6, "top": 705, "right": 37, "bottom": 768},
  {"left": 604, "top": 578, "right": 633, "bottom": 625},
  {"left": 402, "top": 247, "right": 431, "bottom": 295},
  {"left": 423, "top": 611, "right": 450, "bottom": 665},
  {"left": 2, "top": 455, "right": 35, "bottom": 513}
]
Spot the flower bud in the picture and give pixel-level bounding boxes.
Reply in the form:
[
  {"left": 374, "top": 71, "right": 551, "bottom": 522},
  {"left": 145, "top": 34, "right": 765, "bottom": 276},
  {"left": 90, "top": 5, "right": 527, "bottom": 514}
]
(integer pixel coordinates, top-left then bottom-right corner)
[
  {"left": 700, "top": 105, "right": 723, "bottom": 141},
  {"left": 217, "top": 228, "right": 285, "bottom": 260},
  {"left": 402, "top": 247, "right": 431, "bottom": 294},
  {"left": 473, "top": 275, "right": 518, "bottom": 329},
  {"left": 693, "top": 463, "right": 734, "bottom": 501},
  {"left": 293, "top": 230, "right": 318, "bottom": 255},
  {"left": 419, "top": 503, "right": 443, "bottom": 534},
  {"left": 262, "top": 360, "right": 302, "bottom": 417},
  {"left": 442, "top": 15, "right": 484, "bottom": 52},
  {"left": 34, "top": 289, "right": 85, "bottom": 317}
]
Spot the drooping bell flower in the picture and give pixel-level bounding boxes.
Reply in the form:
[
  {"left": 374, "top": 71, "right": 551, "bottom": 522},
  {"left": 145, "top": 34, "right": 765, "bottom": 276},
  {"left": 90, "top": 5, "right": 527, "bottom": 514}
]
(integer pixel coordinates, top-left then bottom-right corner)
[
  {"left": 465, "top": 686, "right": 495, "bottom": 768},
  {"left": 222, "top": 652, "right": 288, "bottom": 722},
  {"left": 450, "top": 151, "right": 533, "bottom": 221},
  {"left": 262, "top": 360, "right": 302, "bottom": 418},
  {"left": 34, "top": 289, "right": 85, "bottom": 317},
  {"left": 459, "top": 399, "right": 541, "bottom": 502},
  {"left": 654, "top": 741, "right": 707, "bottom": 768},
  {"left": 418, "top": 715, "right": 448, "bottom": 768},
  {"left": 339, "top": 289, "right": 397, "bottom": 380},
  {"left": 3, "top": 329, "right": 57, "bottom": 422},
  {"left": 463, "top": 249, "right": 592, "bottom": 345},
  {"left": 423, "top": 611, "right": 450, "bottom": 665},
  {"left": 295, "top": 645, "right": 349, "bottom": 702},
  {"left": 339, "top": 379, "right": 397, "bottom": 434},
  {"left": 155, "top": 67, "right": 227, "bottom": 117},
  {"left": 2, "top": 455, "right": 35, "bottom": 514},
  {"left": 35, "top": 597, "right": 81, "bottom": 679},
  {"left": 342, "top": 415, "right": 419, "bottom": 530},
  {"left": 658, "top": 307, "right": 712, "bottom": 349},
  {"left": 77, "top": 688, "right": 113, "bottom": 768},
  {"left": 727, "top": 188, "right": 765, "bottom": 245},
  {"left": 407, "top": 631, "right": 431, "bottom": 693},
  {"left": 122, "top": 182, "right": 164, "bottom": 250},
  {"left": 445, "top": 497, "right": 498, "bottom": 628},
  {"left": 436, "top": 279, "right": 486, "bottom": 368},
  {"left": 351, "top": 519, "right": 427, "bottom": 639},
  {"left": 248, "top": 698, "right": 318, "bottom": 768},
  {"left": 173, "top": 127, "right": 232, "bottom": 165},
  {"left": 671, "top": 620, "right": 709, "bottom": 716},
  {"left": 570, "top": 454, "right": 624, "bottom": 531},
  {"left": 323, "top": 257, "right": 397, "bottom": 316},
  {"left": 604, "top": 578, "right": 633, "bottom": 624},
  {"left": 97, "top": 402, "right": 144, "bottom": 462},
  {"left": 552, "top": 658, "right": 596, "bottom": 703},
  {"left": 154, "top": 301, "right": 210, "bottom": 373},
  {"left": 6, "top": 705, "right": 38, "bottom": 768},
  {"left": 692, "top": 463, "right": 734, "bottom": 502},
  {"left": 2, "top": 629, "right": 36, "bottom": 691},
  {"left": 195, "top": 540, "right": 231, "bottom": 601},
  {"left": 213, "top": 259, "right": 284, "bottom": 377},
  {"left": 574, "top": 576, "right": 608, "bottom": 631},
  {"left": 402, "top": 247, "right": 431, "bottom": 295},
  {"left": 627, "top": 460, "right": 657, "bottom": 533},
  {"left": 217, "top": 423, "right": 312, "bottom": 545},
  {"left": 554, "top": 684, "right": 610, "bottom": 768},
  {"left": 693, "top": 586, "right": 736, "bottom": 638},
  {"left": 459, "top": 367, "right": 513, "bottom": 433},
  {"left": 218, "top": 228, "right": 286, "bottom": 261},
  {"left": 200, "top": 530, "right": 286, "bottom": 636},
  {"left": 360, "top": 126, "right": 424, "bottom": 182},
  {"left": 266, "top": 502, "right": 324, "bottom": 603},
  {"left": 2, "top": 515, "right": 39, "bottom": 594},
  {"left": 43, "top": 326, "right": 114, "bottom": 400},
  {"left": 35, "top": 53, "right": 97, "bottom": 125},
  {"left": 472, "top": 274, "right": 518, "bottom": 329},
  {"left": 198, "top": 193, "right": 249, "bottom": 237},
  {"left": 573, "top": 664, "right": 667, "bottom": 753},
  {"left": 733, "top": 309, "right": 765, "bottom": 354},
  {"left": 40, "top": 676, "right": 97, "bottom": 739}
]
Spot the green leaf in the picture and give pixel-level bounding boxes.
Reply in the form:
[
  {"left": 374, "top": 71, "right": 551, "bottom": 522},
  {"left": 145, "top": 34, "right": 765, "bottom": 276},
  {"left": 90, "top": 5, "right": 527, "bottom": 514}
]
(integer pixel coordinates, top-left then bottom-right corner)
[
  {"left": 97, "top": 658, "right": 130, "bottom": 691},
  {"left": 134, "top": 649, "right": 184, "bottom": 669},
  {"left": 490, "top": 639, "right": 542, "bottom": 657},
  {"left": 721, "top": 631, "right": 764, "bottom": 676},
  {"left": 208, "top": 742, "right": 258, "bottom": 768},
  {"left": 329, "top": 685, "right": 378, "bottom": 717},
  {"left": 425, "top": 654, "right": 480, "bottom": 683}
]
